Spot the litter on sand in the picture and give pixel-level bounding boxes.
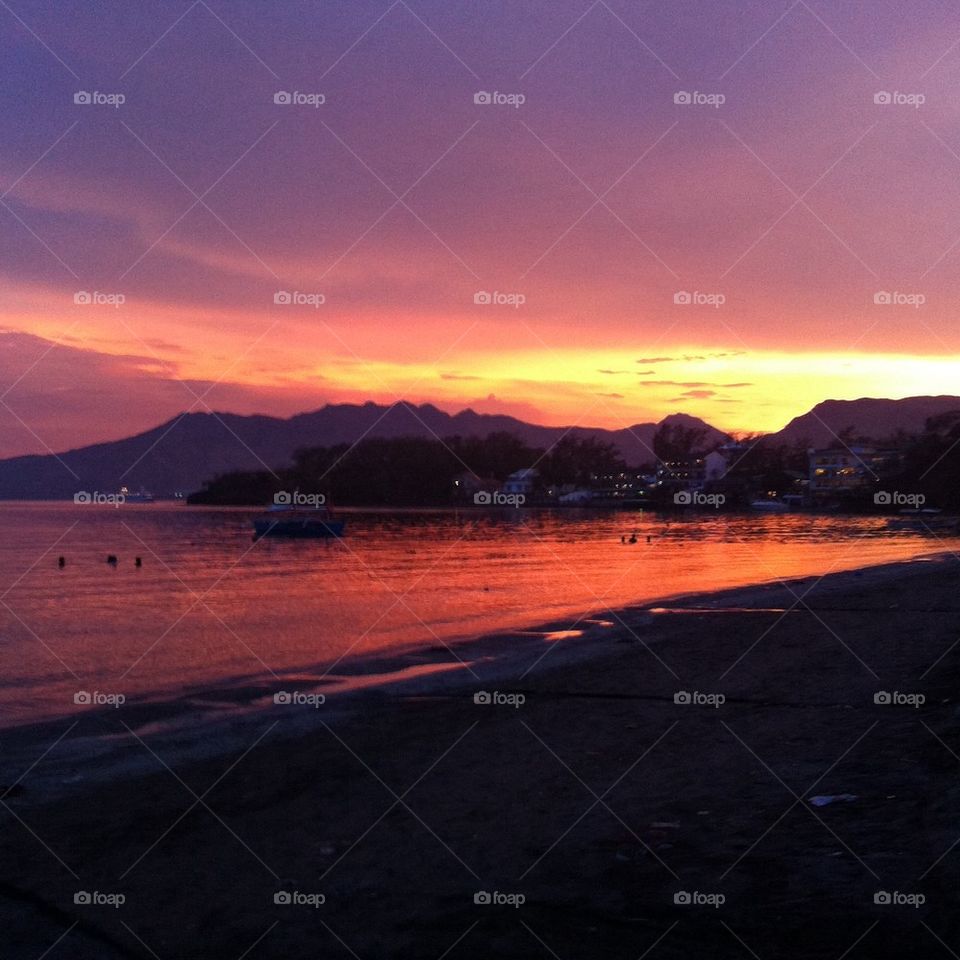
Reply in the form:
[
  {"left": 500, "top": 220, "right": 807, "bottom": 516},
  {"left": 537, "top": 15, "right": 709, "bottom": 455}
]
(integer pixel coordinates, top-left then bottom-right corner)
[{"left": 808, "top": 794, "right": 857, "bottom": 807}]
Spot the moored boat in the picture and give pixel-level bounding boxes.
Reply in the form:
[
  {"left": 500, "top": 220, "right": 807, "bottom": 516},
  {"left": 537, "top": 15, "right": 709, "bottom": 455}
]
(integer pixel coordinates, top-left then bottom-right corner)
[
  {"left": 750, "top": 499, "right": 789, "bottom": 512},
  {"left": 253, "top": 504, "right": 345, "bottom": 538}
]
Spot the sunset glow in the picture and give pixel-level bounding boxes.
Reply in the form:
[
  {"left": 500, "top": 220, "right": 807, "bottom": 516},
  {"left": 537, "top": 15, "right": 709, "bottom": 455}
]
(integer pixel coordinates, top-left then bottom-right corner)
[
  {"left": 6, "top": 6, "right": 960, "bottom": 958},
  {"left": 2, "top": 0, "right": 959, "bottom": 454}
]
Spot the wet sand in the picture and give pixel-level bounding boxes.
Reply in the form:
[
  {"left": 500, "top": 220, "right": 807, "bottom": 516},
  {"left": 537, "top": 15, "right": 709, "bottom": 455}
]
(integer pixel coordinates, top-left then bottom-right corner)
[{"left": 2, "top": 555, "right": 960, "bottom": 958}]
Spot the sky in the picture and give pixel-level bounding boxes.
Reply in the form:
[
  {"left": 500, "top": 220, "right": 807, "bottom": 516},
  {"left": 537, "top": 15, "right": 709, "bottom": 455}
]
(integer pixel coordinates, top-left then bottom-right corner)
[{"left": 2, "top": 0, "right": 960, "bottom": 456}]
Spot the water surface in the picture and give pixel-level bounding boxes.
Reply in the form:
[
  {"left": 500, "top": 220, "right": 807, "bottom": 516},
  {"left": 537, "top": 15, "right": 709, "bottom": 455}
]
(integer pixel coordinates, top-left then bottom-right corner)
[{"left": 0, "top": 503, "right": 951, "bottom": 728}]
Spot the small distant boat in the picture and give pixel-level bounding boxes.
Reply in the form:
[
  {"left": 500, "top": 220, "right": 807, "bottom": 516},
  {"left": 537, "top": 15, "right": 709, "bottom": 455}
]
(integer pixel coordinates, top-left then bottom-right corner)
[
  {"left": 120, "top": 486, "right": 154, "bottom": 504},
  {"left": 750, "top": 499, "right": 789, "bottom": 512},
  {"left": 252, "top": 504, "right": 345, "bottom": 539}
]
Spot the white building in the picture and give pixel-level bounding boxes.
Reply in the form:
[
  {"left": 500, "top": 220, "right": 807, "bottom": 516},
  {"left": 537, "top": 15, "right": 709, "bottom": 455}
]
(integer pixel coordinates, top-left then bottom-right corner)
[
  {"left": 703, "top": 450, "right": 729, "bottom": 483},
  {"left": 502, "top": 468, "right": 538, "bottom": 497}
]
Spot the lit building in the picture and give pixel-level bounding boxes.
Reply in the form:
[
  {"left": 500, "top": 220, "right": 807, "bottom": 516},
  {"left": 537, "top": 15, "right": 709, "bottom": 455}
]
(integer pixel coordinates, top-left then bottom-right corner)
[{"left": 807, "top": 447, "right": 897, "bottom": 494}]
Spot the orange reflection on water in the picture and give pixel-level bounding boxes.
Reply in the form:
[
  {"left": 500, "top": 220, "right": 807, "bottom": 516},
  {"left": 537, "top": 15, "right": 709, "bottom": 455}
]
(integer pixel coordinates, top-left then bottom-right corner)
[{"left": 0, "top": 503, "right": 950, "bottom": 727}]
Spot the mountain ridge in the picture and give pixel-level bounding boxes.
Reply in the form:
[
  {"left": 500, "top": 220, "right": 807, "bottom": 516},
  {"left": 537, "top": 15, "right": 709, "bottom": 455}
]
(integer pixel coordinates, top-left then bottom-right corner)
[
  {"left": 768, "top": 395, "right": 960, "bottom": 447},
  {"left": 2, "top": 395, "right": 958, "bottom": 499}
]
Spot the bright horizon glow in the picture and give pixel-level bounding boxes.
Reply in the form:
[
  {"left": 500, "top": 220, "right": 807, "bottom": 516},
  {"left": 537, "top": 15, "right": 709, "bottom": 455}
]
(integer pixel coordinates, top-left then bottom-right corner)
[{"left": 2, "top": 309, "right": 956, "bottom": 453}]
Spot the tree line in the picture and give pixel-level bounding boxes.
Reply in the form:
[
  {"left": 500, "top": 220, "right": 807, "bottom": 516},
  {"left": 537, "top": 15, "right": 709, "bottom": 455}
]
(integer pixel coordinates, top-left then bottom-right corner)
[
  {"left": 187, "top": 411, "right": 960, "bottom": 510},
  {"left": 188, "top": 433, "right": 626, "bottom": 506}
]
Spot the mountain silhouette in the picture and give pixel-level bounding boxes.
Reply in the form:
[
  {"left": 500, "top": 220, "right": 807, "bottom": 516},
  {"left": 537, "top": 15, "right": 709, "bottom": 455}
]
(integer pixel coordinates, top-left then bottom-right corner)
[
  {"left": 0, "top": 402, "right": 725, "bottom": 498},
  {"left": 767, "top": 395, "right": 960, "bottom": 447}
]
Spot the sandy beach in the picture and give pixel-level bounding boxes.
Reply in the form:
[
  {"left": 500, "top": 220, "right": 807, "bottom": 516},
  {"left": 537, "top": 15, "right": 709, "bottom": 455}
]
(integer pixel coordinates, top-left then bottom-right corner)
[{"left": 2, "top": 553, "right": 959, "bottom": 959}]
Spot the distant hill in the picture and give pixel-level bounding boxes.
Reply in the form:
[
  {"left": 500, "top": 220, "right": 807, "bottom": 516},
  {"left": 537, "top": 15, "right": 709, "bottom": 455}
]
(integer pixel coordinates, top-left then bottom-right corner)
[
  {"left": 0, "top": 402, "right": 727, "bottom": 499},
  {"left": 767, "top": 396, "right": 960, "bottom": 448}
]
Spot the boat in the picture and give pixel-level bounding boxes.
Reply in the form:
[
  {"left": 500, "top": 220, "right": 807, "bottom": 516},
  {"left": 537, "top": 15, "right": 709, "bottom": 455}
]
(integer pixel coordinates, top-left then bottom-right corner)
[
  {"left": 252, "top": 504, "right": 345, "bottom": 538},
  {"left": 750, "top": 499, "right": 789, "bottom": 512},
  {"left": 119, "top": 486, "right": 154, "bottom": 504}
]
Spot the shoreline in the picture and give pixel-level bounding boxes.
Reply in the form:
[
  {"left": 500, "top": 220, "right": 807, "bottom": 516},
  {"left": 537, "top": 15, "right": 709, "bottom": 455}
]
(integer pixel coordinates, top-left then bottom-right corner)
[{"left": 1, "top": 549, "right": 952, "bottom": 802}]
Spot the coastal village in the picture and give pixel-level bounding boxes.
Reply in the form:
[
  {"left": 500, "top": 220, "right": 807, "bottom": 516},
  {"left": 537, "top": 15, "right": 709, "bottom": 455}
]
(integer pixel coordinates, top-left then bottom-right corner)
[{"left": 455, "top": 443, "right": 931, "bottom": 512}]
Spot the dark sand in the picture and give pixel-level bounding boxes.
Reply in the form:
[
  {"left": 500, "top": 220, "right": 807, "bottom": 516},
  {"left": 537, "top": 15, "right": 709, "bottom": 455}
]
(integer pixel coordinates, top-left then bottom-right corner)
[{"left": 3, "top": 556, "right": 960, "bottom": 958}]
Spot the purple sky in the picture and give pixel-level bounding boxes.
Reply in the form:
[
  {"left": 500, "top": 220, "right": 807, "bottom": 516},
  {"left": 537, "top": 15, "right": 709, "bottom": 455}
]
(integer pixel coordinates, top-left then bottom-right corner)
[{"left": 2, "top": 0, "right": 959, "bottom": 453}]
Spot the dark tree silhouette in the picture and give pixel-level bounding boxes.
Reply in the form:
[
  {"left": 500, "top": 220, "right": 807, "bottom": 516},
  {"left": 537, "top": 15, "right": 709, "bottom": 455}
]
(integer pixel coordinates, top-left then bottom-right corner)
[{"left": 652, "top": 422, "right": 709, "bottom": 462}]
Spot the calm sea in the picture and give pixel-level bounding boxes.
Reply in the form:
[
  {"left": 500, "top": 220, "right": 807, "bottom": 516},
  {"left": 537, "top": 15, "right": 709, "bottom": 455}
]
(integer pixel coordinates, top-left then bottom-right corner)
[{"left": 0, "top": 502, "right": 951, "bottom": 729}]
